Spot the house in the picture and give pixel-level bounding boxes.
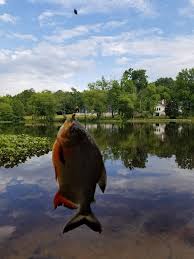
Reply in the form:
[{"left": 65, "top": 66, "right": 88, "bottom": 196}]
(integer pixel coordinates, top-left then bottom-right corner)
[{"left": 154, "top": 99, "right": 166, "bottom": 116}]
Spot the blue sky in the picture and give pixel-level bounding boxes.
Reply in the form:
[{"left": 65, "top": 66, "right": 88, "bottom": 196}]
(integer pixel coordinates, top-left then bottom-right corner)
[{"left": 0, "top": 0, "right": 194, "bottom": 95}]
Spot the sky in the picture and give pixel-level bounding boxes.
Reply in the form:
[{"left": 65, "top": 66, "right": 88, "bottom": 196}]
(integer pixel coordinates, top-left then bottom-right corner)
[{"left": 0, "top": 0, "right": 194, "bottom": 96}]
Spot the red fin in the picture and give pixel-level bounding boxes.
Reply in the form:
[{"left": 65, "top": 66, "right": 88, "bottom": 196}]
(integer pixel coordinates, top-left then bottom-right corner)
[{"left": 54, "top": 192, "right": 77, "bottom": 210}]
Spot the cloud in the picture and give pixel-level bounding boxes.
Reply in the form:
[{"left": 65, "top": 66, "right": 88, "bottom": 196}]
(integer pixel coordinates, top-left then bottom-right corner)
[
  {"left": 0, "top": 0, "right": 6, "bottom": 5},
  {"left": 38, "top": 10, "right": 71, "bottom": 26},
  {"left": 32, "top": 0, "right": 156, "bottom": 16},
  {"left": 5, "top": 32, "right": 38, "bottom": 42},
  {"left": 0, "top": 23, "right": 194, "bottom": 95},
  {"left": 0, "top": 226, "right": 16, "bottom": 243},
  {"left": 0, "top": 13, "right": 17, "bottom": 24},
  {"left": 43, "top": 20, "right": 132, "bottom": 43},
  {"left": 103, "top": 20, "right": 128, "bottom": 30},
  {"left": 179, "top": 0, "right": 194, "bottom": 17},
  {"left": 44, "top": 24, "right": 101, "bottom": 43},
  {"left": 0, "top": 41, "right": 96, "bottom": 95}
]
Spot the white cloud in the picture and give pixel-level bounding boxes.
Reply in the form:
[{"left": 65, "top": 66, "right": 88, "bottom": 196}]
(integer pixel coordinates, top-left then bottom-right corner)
[
  {"left": 116, "top": 57, "right": 131, "bottom": 65},
  {"left": 32, "top": 0, "right": 155, "bottom": 16},
  {"left": 0, "top": 13, "right": 17, "bottom": 24},
  {"left": 38, "top": 10, "right": 71, "bottom": 26},
  {"left": 1, "top": 24, "right": 194, "bottom": 95},
  {"left": 44, "top": 21, "right": 128, "bottom": 43},
  {"left": 0, "top": 0, "right": 6, "bottom": 5},
  {"left": 45, "top": 24, "right": 101, "bottom": 43},
  {"left": 6, "top": 32, "right": 38, "bottom": 42},
  {"left": 103, "top": 20, "right": 128, "bottom": 30},
  {"left": 0, "top": 41, "right": 96, "bottom": 95}
]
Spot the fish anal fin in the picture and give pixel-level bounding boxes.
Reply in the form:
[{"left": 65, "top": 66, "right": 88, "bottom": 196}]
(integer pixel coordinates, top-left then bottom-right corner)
[
  {"left": 63, "top": 212, "right": 102, "bottom": 233},
  {"left": 54, "top": 191, "right": 77, "bottom": 210},
  {"left": 98, "top": 167, "right": 107, "bottom": 193}
]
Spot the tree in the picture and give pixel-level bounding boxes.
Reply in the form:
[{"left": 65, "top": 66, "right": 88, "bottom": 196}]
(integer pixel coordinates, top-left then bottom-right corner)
[
  {"left": 155, "top": 77, "right": 175, "bottom": 88},
  {"left": 107, "top": 80, "right": 121, "bottom": 117},
  {"left": 118, "top": 93, "right": 136, "bottom": 119},
  {"left": 11, "top": 99, "right": 25, "bottom": 121},
  {"left": 16, "top": 88, "right": 35, "bottom": 115},
  {"left": 165, "top": 100, "right": 179, "bottom": 118},
  {"left": 0, "top": 102, "right": 13, "bottom": 121},
  {"left": 83, "top": 90, "right": 107, "bottom": 118},
  {"left": 121, "top": 68, "right": 148, "bottom": 93},
  {"left": 175, "top": 68, "right": 194, "bottom": 115},
  {"left": 30, "top": 92, "right": 56, "bottom": 121},
  {"left": 88, "top": 76, "right": 110, "bottom": 91},
  {"left": 137, "top": 83, "right": 160, "bottom": 115}
]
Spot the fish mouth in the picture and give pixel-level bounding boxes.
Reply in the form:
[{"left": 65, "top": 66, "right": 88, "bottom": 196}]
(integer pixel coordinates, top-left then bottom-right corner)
[{"left": 70, "top": 124, "right": 85, "bottom": 139}]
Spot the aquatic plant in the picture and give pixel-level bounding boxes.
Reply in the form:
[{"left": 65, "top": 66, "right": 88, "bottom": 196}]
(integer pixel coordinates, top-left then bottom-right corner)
[{"left": 0, "top": 134, "right": 52, "bottom": 168}]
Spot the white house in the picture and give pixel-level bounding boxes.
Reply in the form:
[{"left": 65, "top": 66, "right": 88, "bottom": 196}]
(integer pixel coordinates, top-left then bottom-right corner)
[{"left": 154, "top": 99, "right": 166, "bottom": 116}]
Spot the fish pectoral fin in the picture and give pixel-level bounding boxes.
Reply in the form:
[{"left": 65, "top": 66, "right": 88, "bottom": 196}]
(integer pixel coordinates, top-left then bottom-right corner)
[
  {"left": 98, "top": 167, "right": 107, "bottom": 193},
  {"left": 63, "top": 212, "right": 102, "bottom": 234},
  {"left": 54, "top": 191, "right": 78, "bottom": 210}
]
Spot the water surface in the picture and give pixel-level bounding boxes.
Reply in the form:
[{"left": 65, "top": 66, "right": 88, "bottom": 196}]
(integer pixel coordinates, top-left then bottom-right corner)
[{"left": 1, "top": 122, "right": 194, "bottom": 259}]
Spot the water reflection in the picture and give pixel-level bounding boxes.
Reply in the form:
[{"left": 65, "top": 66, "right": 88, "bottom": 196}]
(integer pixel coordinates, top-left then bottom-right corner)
[
  {"left": 1, "top": 123, "right": 194, "bottom": 258},
  {"left": 1, "top": 122, "right": 194, "bottom": 170}
]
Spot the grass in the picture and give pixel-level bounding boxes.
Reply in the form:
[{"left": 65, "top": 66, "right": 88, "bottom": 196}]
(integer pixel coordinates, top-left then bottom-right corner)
[{"left": 11, "top": 115, "right": 194, "bottom": 124}]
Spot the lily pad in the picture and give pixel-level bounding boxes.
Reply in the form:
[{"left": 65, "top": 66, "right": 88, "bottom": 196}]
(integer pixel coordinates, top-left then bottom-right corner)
[{"left": 0, "top": 134, "right": 52, "bottom": 168}]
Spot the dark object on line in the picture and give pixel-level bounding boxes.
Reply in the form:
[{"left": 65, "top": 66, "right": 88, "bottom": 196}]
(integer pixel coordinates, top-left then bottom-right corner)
[{"left": 74, "top": 9, "right": 78, "bottom": 15}]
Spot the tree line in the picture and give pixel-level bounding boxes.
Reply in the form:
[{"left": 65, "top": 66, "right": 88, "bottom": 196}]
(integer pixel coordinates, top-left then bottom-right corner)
[{"left": 0, "top": 67, "right": 194, "bottom": 121}]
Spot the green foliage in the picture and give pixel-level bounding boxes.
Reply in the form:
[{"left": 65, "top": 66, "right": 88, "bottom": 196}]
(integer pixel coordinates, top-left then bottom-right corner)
[
  {"left": 11, "top": 99, "right": 25, "bottom": 121},
  {"left": 165, "top": 100, "right": 179, "bottom": 118},
  {"left": 16, "top": 88, "right": 35, "bottom": 115},
  {"left": 0, "top": 134, "right": 51, "bottom": 168},
  {"left": 175, "top": 68, "right": 194, "bottom": 115},
  {"left": 88, "top": 76, "right": 110, "bottom": 91},
  {"left": 118, "top": 93, "right": 136, "bottom": 119},
  {"left": 1, "top": 67, "right": 194, "bottom": 121},
  {"left": 30, "top": 91, "right": 56, "bottom": 121},
  {"left": 0, "top": 102, "right": 13, "bottom": 121},
  {"left": 155, "top": 77, "right": 175, "bottom": 88},
  {"left": 107, "top": 80, "right": 121, "bottom": 117},
  {"left": 121, "top": 68, "right": 148, "bottom": 92},
  {"left": 137, "top": 83, "right": 160, "bottom": 114},
  {"left": 83, "top": 90, "right": 107, "bottom": 118}
]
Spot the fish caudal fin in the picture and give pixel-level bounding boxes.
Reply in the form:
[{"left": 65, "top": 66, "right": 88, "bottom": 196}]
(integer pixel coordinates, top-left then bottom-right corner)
[
  {"left": 54, "top": 191, "right": 78, "bottom": 210},
  {"left": 63, "top": 211, "right": 102, "bottom": 233}
]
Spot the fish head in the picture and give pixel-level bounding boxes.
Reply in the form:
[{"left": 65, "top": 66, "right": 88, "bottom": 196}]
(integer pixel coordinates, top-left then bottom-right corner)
[{"left": 58, "top": 115, "right": 86, "bottom": 146}]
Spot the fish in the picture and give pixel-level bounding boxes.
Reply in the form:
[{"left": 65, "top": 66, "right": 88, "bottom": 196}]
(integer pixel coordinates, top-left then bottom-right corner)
[{"left": 52, "top": 114, "right": 107, "bottom": 233}]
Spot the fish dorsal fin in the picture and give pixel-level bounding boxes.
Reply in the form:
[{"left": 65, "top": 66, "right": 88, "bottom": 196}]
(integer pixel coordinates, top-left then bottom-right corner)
[
  {"left": 65, "top": 113, "right": 76, "bottom": 123},
  {"left": 72, "top": 113, "right": 76, "bottom": 120}
]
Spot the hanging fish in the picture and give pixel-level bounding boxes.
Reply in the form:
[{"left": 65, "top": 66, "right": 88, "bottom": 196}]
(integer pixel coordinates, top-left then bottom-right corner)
[
  {"left": 74, "top": 9, "right": 78, "bottom": 15},
  {"left": 52, "top": 114, "right": 107, "bottom": 233}
]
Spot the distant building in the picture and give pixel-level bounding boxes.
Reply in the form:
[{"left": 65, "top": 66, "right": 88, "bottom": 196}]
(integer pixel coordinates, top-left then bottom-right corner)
[{"left": 154, "top": 99, "right": 166, "bottom": 116}]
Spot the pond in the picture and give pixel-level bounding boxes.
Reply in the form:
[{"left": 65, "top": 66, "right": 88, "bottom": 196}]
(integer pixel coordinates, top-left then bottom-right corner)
[{"left": 1, "top": 122, "right": 194, "bottom": 259}]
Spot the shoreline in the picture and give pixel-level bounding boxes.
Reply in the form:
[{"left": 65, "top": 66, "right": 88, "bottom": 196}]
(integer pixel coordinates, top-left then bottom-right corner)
[{"left": 1, "top": 116, "right": 194, "bottom": 125}]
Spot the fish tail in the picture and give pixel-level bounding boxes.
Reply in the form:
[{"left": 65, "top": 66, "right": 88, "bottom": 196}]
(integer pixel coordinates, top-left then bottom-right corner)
[{"left": 63, "top": 207, "right": 102, "bottom": 233}]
